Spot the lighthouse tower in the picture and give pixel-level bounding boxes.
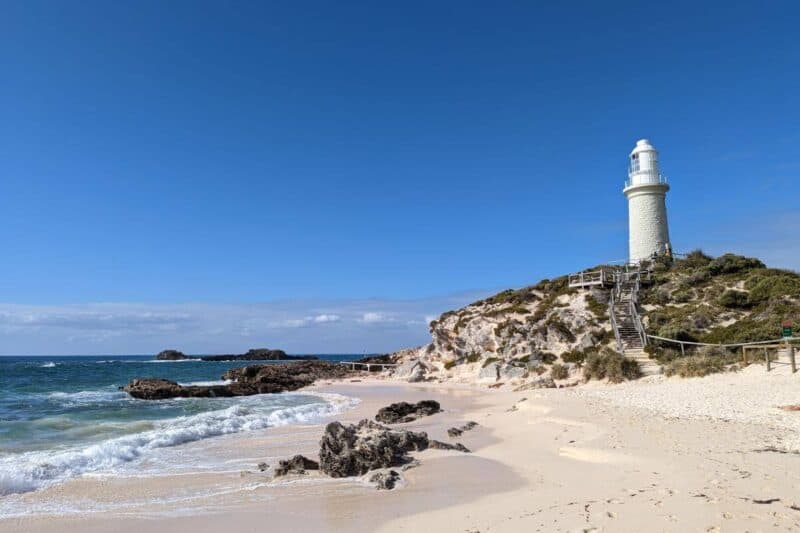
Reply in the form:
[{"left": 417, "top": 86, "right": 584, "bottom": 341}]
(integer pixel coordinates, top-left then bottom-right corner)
[{"left": 624, "top": 139, "right": 672, "bottom": 263}]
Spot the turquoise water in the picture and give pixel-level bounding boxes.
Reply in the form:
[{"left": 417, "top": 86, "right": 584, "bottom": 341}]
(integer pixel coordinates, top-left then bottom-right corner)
[{"left": 0, "top": 355, "right": 357, "bottom": 497}]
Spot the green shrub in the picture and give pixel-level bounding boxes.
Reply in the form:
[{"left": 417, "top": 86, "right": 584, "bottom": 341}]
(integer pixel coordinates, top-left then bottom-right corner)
[
  {"left": 482, "top": 357, "right": 498, "bottom": 368},
  {"left": 663, "top": 346, "right": 739, "bottom": 377},
  {"left": 706, "top": 254, "right": 765, "bottom": 276},
  {"left": 684, "top": 269, "right": 712, "bottom": 286},
  {"left": 645, "top": 345, "right": 684, "bottom": 364},
  {"left": 466, "top": 352, "right": 481, "bottom": 364},
  {"left": 538, "top": 351, "right": 558, "bottom": 364},
  {"left": 657, "top": 324, "right": 698, "bottom": 342},
  {"left": 585, "top": 294, "right": 608, "bottom": 319},
  {"left": 717, "top": 289, "right": 752, "bottom": 309},
  {"left": 681, "top": 249, "right": 713, "bottom": 268},
  {"left": 583, "top": 350, "right": 642, "bottom": 383},
  {"left": 545, "top": 316, "right": 576, "bottom": 342},
  {"left": 550, "top": 363, "right": 569, "bottom": 380},
  {"left": 672, "top": 288, "right": 694, "bottom": 303},
  {"left": 561, "top": 349, "right": 586, "bottom": 365},
  {"left": 443, "top": 360, "right": 457, "bottom": 370},
  {"left": 532, "top": 365, "right": 547, "bottom": 375},
  {"left": 591, "top": 328, "right": 613, "bottom": 345},
  {"left": 651, "top": 289, "right": 671, "bottom": 305},
  {"left": 745, "top": 270, "right": 800, "bottom": 303}
]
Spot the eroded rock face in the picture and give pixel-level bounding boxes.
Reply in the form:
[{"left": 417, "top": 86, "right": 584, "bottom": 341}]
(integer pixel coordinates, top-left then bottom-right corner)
[
  {"left": 375, "top": 400, "right": 441, "bottom": 424},
  {"left": 394, "top": 359, "right": 429, "bottom": 382},
  {"left": 124, "top": 361, "right": 353, "bottom": 400},
  {"left": 513, "top": 376, "right": 556, "bottom": 391},
  {"left": 318, "top": 420, "right": 429, "bottom": 478},
  {"left": 499, "top": 364, "right": 527, "bottom": 381},
  {"left": 273, "top": 455, "right": 319, "bottom": 477},
  {"left": 478, "top": 362, "right": 500, "bottom": 381}
]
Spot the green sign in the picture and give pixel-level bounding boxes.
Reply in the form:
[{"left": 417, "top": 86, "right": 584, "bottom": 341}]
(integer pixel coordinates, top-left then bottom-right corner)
[{"left": 783, "top": 322, "right": 793, "bottom": 338}]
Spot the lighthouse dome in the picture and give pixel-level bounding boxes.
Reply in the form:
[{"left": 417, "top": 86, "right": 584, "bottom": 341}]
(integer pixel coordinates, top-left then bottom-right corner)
[{"left": 629, "top": 139, "right": 655, "bottom": 157}]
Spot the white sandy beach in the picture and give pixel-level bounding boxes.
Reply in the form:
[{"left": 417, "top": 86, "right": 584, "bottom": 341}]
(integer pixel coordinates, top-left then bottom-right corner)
[{"left": 2, "top": 366, "right": 800, "bottom": 533}]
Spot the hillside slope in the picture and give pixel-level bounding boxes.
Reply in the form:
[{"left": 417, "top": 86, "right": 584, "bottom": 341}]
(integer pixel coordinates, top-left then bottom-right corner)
[{"left": 392, "top": 251, "right": 800, "bottom": 385}]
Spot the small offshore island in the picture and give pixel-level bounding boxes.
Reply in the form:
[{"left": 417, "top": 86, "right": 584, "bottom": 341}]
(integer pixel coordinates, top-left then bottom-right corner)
[{"left": 155, "top": 348, "right": 318, "bottom": 362}]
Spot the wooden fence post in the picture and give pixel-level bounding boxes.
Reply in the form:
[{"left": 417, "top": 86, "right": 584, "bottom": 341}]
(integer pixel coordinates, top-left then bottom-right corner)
[
  {"left": 742, "top": 346, "right": 747, "bottom": 364},
  {"left": 765, "top": 347, "right": 771, "bottom": 372},
  {"left": 790, "top": 345, "right": 797, "bottom": 374}
]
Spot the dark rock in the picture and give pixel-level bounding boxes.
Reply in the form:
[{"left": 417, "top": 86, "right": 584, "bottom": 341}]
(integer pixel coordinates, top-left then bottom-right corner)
[
  {"left": 429, "top": 440, "right": 471, "bottom": 453},
  {"left": 446, "top": 422, "right": 477, "bottom": 438},
  {"left": 124, "top": 361, "right": 354, "bottom": 400},
  {"left": 122, "top": 378, "right": 237, "bottom": 400},
  {"left": 319, "top": 420, "right": 429, "bottom": 478},
  {"left": 257, "top": 462, "right": 268, "bottom": 472},
  {"left": 200, "top": 348, "right": 317, "bottom": 362},
  {"left": 273, "top": 455, "right": 319, "bottom": 477},
  {"left": 355, "top": 354, "right": 396, "bottom": 366},
  {"left": 369, "top": 470, "right": 402, "bottom": 490},
  {"left": 375, "top": 400, "right": 441, "bottom": 424},
  {"left": 156, "top": 350, "right": 188, "bottom": 360}
]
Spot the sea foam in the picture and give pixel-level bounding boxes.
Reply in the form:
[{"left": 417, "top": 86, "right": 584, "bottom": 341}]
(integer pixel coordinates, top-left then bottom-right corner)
[{"left": 0, "top": 392, "right": 358, "bottom": 497}]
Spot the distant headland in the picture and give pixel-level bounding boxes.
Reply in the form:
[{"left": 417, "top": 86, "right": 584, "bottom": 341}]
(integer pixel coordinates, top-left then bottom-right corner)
[{"left": 155, "top": 348, "right": 318, "bottom": 362}]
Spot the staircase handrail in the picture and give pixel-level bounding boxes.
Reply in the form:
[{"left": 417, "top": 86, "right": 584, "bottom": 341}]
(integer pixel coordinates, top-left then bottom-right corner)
[
  {"left": 608, "top": 285, "right": 625, "bottom": 354},
  {"left": 628, "top": 277, "right": 648, "bottom": 347}
]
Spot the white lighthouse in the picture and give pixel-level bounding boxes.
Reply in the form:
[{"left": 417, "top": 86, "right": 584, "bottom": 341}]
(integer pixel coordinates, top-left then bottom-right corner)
[{"left": 624, "top": 139, "right": 672, "bottom": 263}]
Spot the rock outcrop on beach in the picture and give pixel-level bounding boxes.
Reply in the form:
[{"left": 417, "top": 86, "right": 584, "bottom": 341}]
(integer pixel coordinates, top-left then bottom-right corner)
[
  {"left": 389, "top": 252, "right": 800, "bottom": 385},
  {"left": 317, "top": 419, "right": 471, "bottom": 479},
  {"left": 375, "top": 400, "right": 441, "bottom": 424},
  {"left": 124, "top": 360, "right": 353, "bottom": 399},
  {"left": 273, "top": 455, "right": 319, "bottom": 477},
  {"left": 318, "top": 420, "right": 431, "bottom": 477},
  {"left": 155, "top": 348, "right": 317, "bottom": 362},
  {"left": 447, "top": 421, "right": 478, "bottom": 438},
  {"left": 369, "top": 470, "right": 402, "bottom": 490}
]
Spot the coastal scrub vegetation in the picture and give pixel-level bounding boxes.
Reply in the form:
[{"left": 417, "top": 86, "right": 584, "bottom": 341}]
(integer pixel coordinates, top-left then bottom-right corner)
[
  {"left": 550, "top": 363, "right": 569, "bottom": 380},
  {"left": 640, "top": 251, "right": 800, "bottom": 345},
  {"left": 583, "top": 350, "right": 641, "bottom": 383}
]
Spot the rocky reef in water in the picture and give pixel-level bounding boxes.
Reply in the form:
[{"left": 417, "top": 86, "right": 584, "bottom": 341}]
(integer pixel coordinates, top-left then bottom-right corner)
[
  {"left": 155, "top": 348, "right": 318, "bottom": 362},
  {"left": 123, "top": 360, "right": 353, "bottom": 399}
]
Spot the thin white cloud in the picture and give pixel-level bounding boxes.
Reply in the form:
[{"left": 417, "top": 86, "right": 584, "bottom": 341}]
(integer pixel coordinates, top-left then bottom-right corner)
[
  {"left": 0, "top": 291, "right": 491, "bottom": 355},
  {"left": 360, "top": 312, "right": 391, "bottom": 324},
  {"left": 312, "top": 314, "right": 340, "bottom": 323}
]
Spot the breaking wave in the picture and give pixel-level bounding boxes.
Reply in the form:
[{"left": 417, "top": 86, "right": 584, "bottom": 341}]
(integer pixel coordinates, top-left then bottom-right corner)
[{"left": 0, "top": 392, "right": 358, "bottom": 496}]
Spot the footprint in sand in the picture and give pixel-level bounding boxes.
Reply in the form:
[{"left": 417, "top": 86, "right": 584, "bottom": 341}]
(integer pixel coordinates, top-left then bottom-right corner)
[{"left": 558, "top": 446, "right": 637, "bottom": 464}]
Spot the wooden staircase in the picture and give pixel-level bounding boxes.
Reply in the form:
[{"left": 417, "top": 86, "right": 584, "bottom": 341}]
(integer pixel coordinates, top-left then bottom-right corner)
[{"left": 610, "top": 272, "right": 661, "bottom": 376}]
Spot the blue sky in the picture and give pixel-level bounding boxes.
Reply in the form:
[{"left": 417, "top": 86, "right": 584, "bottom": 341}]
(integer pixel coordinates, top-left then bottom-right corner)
[{"left": 1, "top": 1, "right": 798, "bottom": 354}]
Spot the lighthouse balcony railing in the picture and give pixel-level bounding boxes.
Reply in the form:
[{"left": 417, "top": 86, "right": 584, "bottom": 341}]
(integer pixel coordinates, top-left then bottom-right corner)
[{"left": 625, "top": 172, "right": 668, "bottom": 189}]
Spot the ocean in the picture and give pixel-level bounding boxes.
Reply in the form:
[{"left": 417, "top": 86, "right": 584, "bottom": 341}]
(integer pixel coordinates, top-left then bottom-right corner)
[{"left": 0, "top": 355, "right": 360, "bottom": 500}]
